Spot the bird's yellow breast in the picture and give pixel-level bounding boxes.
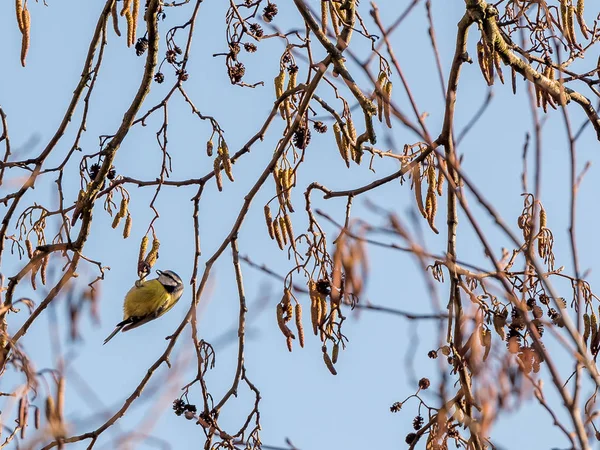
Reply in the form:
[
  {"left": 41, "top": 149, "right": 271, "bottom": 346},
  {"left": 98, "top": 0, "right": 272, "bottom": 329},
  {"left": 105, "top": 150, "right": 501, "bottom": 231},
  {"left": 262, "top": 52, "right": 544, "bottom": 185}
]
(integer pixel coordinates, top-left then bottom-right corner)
[{"left": 123, "top": 279, "right": 171, "bottom": 320}]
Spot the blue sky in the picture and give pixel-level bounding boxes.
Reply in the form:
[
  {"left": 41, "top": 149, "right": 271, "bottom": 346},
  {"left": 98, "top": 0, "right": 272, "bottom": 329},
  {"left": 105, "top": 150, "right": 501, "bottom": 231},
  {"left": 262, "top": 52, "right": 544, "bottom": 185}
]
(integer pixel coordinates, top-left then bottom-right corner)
[{"left": 2, "top": 1, "right": 600, "bottom": 449}]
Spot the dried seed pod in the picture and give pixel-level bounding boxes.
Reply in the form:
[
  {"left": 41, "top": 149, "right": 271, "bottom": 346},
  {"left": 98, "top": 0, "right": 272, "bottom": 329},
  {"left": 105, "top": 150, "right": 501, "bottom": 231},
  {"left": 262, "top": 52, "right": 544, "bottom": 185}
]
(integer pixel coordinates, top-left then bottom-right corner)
[
  {"left": 511, "top": 66, "right": 517, "bottom": 95},
  {"left": 213, "top": 156, "right": 223, "bottom": 192},
  {"left": 20, "top": 6, "right": 30, "bottom": 67},
  {"left": 584, "top": 313, "right": 591, "bottom": 346},
  {"left": 412, "top": 163, "right": 426, "bottom": 218},
  {"left": 144, "top": 237, "right": 160, "bottom": 268},
  {"left": 272, "top": 217, "right": 284, "bottom": 250},
  {"left": 332, "top": 342, "right": 339, "bottom": 364},
  {"left": 25, "top": 239, "right": 33, "bottom": 259},
  {"left": 383, "top": 81, "right": 393, "bottom": 128},
  {"left": 322, "top": 346, "right": 337, "bottom": 375},
  {"left": 286, "top": 335, "right": 293, "bottom": 352},
  {"left": 591, "top": 312, "right": 598, "bottom": 345},
  {"left": 206, "top": 140, "right": 214, "bottom": 157},
  {"left": 333, "top": 122, "right": 350, "bottom": 168},
  {"left": 40, "top": 255, "right": 49, "bottom": 286},
  {"left": 295, "top": 303, "right": 304, "bottom": 348},
  {"left": 139, "top": 235, "right": 149, "bottom": 265},
  {"left": 123, "top": 213, "right": 132, "bottom": 238},
  {"left": 264, "top": 205, "right": 275, "bottom": 239},
  {"left": 111, "top": 0, "right": 121, "bottom": 37}
]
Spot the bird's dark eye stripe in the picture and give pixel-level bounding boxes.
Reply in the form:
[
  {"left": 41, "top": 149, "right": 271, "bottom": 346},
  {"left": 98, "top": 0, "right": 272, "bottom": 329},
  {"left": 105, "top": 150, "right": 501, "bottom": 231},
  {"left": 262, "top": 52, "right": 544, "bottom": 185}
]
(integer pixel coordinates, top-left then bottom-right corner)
[{"left": 163, "top": 271, "right": 181, "bottom": 285}]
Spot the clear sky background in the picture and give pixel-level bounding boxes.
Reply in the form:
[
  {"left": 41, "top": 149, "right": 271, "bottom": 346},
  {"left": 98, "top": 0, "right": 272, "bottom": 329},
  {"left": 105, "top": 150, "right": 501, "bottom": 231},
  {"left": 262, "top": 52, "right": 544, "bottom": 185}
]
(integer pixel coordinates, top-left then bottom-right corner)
[{"left": 1, "top": 1, "right": 600, "bottom": 449}]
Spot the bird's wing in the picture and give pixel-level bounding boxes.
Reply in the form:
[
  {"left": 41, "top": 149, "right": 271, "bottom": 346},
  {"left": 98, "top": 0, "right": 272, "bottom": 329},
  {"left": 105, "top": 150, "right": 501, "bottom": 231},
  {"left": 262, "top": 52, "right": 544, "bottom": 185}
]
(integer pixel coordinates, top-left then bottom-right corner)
[
  {"left": 121, "top": 297, "right": 173, "bottom": 332},
  {"left": 123, "top": 280, "right": 170, "bottom": 319}
]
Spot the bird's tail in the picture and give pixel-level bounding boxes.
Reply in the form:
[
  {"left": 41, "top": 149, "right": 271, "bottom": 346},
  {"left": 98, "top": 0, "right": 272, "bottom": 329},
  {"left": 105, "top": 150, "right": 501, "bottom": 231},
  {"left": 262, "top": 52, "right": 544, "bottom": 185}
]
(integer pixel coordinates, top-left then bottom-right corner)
[{"left": 103, "top": 324, "right": 125, "bottom": 345}]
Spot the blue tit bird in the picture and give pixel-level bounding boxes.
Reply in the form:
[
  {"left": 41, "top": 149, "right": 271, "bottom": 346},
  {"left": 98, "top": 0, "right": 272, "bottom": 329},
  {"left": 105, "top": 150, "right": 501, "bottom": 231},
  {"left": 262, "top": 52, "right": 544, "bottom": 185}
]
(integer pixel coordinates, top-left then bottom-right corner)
[{"left": 103, "top": 270, "right": 184, "bottom": 344}]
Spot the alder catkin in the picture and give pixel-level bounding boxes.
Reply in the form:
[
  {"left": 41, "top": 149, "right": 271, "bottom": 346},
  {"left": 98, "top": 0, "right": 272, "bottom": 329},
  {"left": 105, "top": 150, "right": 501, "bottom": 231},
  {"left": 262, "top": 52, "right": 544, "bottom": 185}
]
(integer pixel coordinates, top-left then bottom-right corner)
[
  {"left": 264, "top": 205, "right": 275, "bottom": 239},
  {"left": 25, "top": 239, "right": 33, "bottom": 259},
  {"left": 131, "top": 0, "right": 139, "bottom": 45},
  {"left": 123, "top": 213, "right": 132, "bottom": 238},
  {"left": 139, "top": 235, "right": 149, "bottom": 265},
  {"left": 283, "top": 213, "right": 295, "bottom": 248},
  {"left": 144, "top": 237, "right": 160, "bottom": 268},
  {"left": 383, "top": 81, "right": 393, "bottom": 128},
  {"left": 412, "top": 163, "right": 426, "bottom": 218},
  {"left": 322, "top": 347, "right": 338, "bottom": 375},
  {"left": 16, "top": 0, "right": 25, "bottom": 32},
  {"left": 576, "top": 0, "right": 589, "bottom": 39},
  {"left": 584, "top": 313, "right": 591, "bottom": 345},
  {"left": 332, "top": 342, "right": 339, "bottom": 364},
  {"left": 40, "top": 255, "right": 48, "bottom": 286},
  {"left": 437, "top": 161, "right": 445, "bottom": 196},
  {"left": 20, "top": 6, "right": 30, "bottom": 67},
  {"left": 273, "top": 218, "right": 284, "bottom": 250},
  {"left": 320, "top": 0, "right": 328, "bottom": 34},
  {"left": 295, "top": 303, "right": 304, "bottom": 348},
  {"left": 274, "top": 70, "right": 286, "bottom": 99},
  {"left": 125, "top": 10, "right": 134, "bottom": 47},
  {"left": 333, "top": 122, "right": 350, "bottom": 168},
  {"left": 213, "top": 157, "right": 223, "bottom": 192},
  {"left": 276, "top": 303, "right": 295, "bottom": 339},
  {"left": 278, "top": 216, "right": 288, "bottom": 245},
  {"left": 111, "top": 0, "right": 121, "bottom": 37}
]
